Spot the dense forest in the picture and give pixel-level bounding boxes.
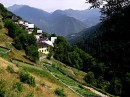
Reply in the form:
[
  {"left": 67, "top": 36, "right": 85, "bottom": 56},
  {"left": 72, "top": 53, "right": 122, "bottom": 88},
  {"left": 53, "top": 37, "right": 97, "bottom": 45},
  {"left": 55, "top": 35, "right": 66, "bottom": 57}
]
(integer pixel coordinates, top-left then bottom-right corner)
[{"left": 68, "top": 0, "right": 130, "bottom": 96}]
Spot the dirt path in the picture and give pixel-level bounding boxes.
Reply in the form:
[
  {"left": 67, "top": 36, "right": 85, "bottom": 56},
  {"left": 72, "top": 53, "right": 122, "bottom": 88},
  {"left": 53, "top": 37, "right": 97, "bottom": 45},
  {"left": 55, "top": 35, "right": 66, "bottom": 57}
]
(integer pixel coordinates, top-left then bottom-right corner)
[{"left": 83, "top": 86, "right": 109, "bottom": 97}]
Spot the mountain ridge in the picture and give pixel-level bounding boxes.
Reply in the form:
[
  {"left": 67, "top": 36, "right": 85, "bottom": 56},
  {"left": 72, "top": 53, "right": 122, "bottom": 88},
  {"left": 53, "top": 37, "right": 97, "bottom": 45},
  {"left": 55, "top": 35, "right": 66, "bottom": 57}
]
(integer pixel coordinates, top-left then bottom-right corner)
[{"left": 8, "top": 4, "right": 100, "bottom": 36}]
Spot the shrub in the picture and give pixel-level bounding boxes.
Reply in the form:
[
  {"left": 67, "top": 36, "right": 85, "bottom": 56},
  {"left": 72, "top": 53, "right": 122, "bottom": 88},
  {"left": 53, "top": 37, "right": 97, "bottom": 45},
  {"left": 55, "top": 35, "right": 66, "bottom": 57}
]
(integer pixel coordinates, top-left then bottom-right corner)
[
  {"left": 40, "top": 81, "right": 45, "bottom": 86},
  {"left": 55, "top": 88, "right": 66, "bottom": 97},
  {"left": 6, "top": 66, "right": 15, "bottom": 73},
  {"left": 19, "top": 71, "right": 35, "bottom": 87},
  {"left": 84, "top": 72, "right": 97, "bottom": 86},
  {"left": 0, "top": 24, "right": 2, "bottom": 29},
  {"left": 12, "top": 82, "right": 23, "bottom": 92},
  {"left": 0, "top": 80, "right": 6, "bottom": 97},
  {"left": 78, "top": 84, "right": 84, "bottom": 89},
  {"left": 26, "top": 92, "right": 34, "bottom": 97}
]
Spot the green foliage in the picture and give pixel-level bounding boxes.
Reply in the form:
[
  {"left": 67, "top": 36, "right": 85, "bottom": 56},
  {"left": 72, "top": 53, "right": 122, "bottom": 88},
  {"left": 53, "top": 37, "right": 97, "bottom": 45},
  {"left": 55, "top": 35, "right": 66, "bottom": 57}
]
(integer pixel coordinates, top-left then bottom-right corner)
[
  {"left": 19, "top": 70, "right": 35, "bottom": 87},
  {"left": 26, "top": 92, "right": 34, "bottom": 97},
  {"left": 87, "top": 0, "right": 130, "bottom": 20},
  {"left": 12, "top": 82, "right": 23, "bottom": 92},
  {"left": 4, "top": 19, "right": 20, "bottom": 38},
  {"left": 0, "top": 79, "right": 6, "bottom": 97},
  {"left": 6, "top": 65, "right": 15, "bottom": 73},
  {"left": 84, "top": 72, "right": 96, "bottom": 86},
  {"left": 68, "top": 51, "right": 83, "bottom": 69},
  {"left": 0, "top": 24, "right": 2, "bottom": 29},
  {"left": 55, "top": 88, "right": 66, "bottom": 97},
  {"left": 25, "top": 44, "right": 39, "bottom": 62},
  {"left": 0, "top": 3, "right": 9, "bottom": 17},
  {"left": 4, "top": 18, "right": 39, "bottom": 62}
]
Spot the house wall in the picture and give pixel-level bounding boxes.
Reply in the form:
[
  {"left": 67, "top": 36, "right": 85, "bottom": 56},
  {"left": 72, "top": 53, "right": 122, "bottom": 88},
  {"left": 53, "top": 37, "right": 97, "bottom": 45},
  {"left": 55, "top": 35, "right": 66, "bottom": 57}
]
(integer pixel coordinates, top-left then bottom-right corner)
[{"left": 38, "top": 47, "right": 49, "bottom": 54}]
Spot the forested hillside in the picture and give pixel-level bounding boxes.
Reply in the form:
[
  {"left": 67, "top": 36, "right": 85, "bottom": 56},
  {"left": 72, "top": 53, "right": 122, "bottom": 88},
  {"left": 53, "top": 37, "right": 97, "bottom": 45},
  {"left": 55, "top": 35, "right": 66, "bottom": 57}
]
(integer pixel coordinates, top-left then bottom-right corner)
[{"left": 68, "top": 0, "right": 130, "bottom": 96}]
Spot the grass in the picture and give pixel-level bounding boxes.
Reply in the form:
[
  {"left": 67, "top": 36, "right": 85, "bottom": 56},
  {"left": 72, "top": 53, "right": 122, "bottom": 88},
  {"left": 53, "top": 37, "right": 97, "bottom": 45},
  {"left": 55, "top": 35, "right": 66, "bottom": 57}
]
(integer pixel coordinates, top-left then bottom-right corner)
[
  {"left": 0, "top": 47, "right": 9, "bottom": 52},
  {"left": 43, "top": 62, "right": 99, "bottom": 97},
  {"left": 47, "top": 58, "right": 87, "bottom": 84},
  {"left": 0, "top": 57, "right": 79, "bottom": 97},
  {"left": 0, "top": 21, "right": 35, "bottom": 65}
]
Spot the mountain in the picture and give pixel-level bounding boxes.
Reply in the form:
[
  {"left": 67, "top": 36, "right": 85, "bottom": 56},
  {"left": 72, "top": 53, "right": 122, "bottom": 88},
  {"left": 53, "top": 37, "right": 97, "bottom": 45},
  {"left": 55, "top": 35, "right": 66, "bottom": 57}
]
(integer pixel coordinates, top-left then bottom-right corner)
[
  {"left": 8, "top": 4, "right": 87, "bottom": 36},
  {"left": 47, "top": 11, "right": 87, "bottom": 36},
  {"left": 8, "top": 4, "right": 51, "bottom": 33},
  {"left": 55, "top": 8, "right": 101, "bottom": 27}
]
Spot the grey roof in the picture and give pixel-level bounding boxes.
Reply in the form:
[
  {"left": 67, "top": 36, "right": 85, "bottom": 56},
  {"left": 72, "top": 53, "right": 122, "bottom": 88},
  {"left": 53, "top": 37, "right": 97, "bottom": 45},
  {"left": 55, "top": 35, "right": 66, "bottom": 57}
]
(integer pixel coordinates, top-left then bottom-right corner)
[
  {"left": 38, "top": 42, "right": 49, "bottom": 48},
  {"left": 39, "top": 37, "right": 48, "bottom": 42}
]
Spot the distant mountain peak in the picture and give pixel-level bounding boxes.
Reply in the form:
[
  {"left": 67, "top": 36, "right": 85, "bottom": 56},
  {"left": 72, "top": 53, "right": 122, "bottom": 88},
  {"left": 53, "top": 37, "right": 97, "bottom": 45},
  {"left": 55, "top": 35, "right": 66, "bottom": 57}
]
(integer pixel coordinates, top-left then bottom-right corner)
[
  {"left": 8, "top": 4, "right": 26, "bottom": 12},
  {"left": 8, "top": 4, "right": 100, "bottom": 36}
]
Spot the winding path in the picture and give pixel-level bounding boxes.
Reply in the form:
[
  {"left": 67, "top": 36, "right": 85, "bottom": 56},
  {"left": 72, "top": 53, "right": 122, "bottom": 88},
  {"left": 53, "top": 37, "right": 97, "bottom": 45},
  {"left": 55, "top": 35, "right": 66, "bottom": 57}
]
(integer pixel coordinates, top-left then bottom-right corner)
[{"left": 83, "top": 86, "right": 108, "bottom": 97}]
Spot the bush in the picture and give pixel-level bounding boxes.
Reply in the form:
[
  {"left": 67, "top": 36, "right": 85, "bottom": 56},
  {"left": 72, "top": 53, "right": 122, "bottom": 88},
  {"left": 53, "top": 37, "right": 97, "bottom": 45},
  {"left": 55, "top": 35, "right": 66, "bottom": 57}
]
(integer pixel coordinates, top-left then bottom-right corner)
[
  {"left": 55, "top": 88, "right": 66, "bottom": 97},
  {"left": 84, "top": 72, "right": 97, "bottom": 86},
  {"left": 26, "top": 92, "right": 34, "bottom": 97},
  {"left": 19, "top": 71, "right": 35, "bottom": 87},
  {"left": 6, "top": 66, "right": 15, "bottom": 73},
  {"left": 12, "top": 82, "right": 23, "bottom": 92},
  {"left": 0, "top": 24, "right": 2, "bottom": 29},
  {"left": 0, "top": 80, "right": 6, "bottom": 97}
]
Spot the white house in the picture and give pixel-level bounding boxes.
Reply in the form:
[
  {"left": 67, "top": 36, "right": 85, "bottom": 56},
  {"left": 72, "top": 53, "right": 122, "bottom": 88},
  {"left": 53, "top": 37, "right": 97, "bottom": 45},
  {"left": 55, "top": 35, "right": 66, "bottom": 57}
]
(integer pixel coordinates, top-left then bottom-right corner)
[
  {"left": 38, "top": 38, "right": 53, "bottom": 54},
  {"left": 51, "top": 37, "right": 57, "bottom": 44},
  {"left": 35, "top": 35, "right": 40, "bottom": 41},
  {"left": 27, "top": 24, "right": 34, "bottom": 34},
  {"left": 38, "top": 42, "right": 50, "bottom": 54},
  {"left": 37, "top": 30, "right": 43, "bottom": 34},
  {"left": 28, "top": 24, "right": 34, "bottom": 29},
  {"left": 18, "top": 20, "right": 24, "bottom": 25}
]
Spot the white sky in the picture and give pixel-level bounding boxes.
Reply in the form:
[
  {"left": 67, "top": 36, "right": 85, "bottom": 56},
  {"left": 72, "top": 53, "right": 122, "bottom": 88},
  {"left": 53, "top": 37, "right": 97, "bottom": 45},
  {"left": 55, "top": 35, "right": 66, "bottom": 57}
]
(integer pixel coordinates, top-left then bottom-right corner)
[{"left": 0, "top": 0, "right": 91, "bottom": 12}]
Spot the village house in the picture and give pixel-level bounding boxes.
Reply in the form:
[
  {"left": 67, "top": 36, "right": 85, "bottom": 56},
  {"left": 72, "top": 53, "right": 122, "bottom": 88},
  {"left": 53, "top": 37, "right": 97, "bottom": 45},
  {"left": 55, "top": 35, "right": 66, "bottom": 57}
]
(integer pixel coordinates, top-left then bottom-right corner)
[
  {"left": 37, "top": 36, "right": 57, "bottom": 55},
  {"left": 27, "top": 24, "right": 34, "bottom": 34},
  {"left": 38, "top": 42, "right": 50, "bottom": 54},
  {"left": 51, "top": 37, "right": 57, "bottom": 44},
  {"left": 6, "top": 13, "right": 58, "bottom": 55},
  {"left": 37, "top": 30, "right": 43, "bottom": 35},
  {"left": 18, "top": 20, "right": 24, "bottom": 25},
  {"left": 35, "top": 30, "right": 43, "bottom": 41},
  {"left": 12, "top": 15, "right": 19, "bottom": 24}
]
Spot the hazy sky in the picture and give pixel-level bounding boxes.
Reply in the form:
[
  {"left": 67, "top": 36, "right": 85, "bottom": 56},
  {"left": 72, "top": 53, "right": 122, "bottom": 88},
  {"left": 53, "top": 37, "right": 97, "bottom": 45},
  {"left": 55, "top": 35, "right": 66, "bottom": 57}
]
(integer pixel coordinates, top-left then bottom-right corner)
[{"left": 0, "top": 0, "right": 91, "bottom": 12}]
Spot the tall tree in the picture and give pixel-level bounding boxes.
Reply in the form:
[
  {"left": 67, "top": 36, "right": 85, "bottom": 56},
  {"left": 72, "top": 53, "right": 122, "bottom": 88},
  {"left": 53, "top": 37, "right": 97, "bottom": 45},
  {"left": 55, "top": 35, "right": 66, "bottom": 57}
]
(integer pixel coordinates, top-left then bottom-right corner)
[{"left": 86, "top": 0, "right": 130, "bottom": 20}]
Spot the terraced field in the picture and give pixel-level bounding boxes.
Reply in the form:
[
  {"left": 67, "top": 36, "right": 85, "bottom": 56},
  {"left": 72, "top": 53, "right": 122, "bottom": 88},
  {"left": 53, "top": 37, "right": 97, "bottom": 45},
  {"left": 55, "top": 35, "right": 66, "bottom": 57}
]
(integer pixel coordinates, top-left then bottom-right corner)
[{"left": 43, "top": 63, "right": 100, "bottom": 97}]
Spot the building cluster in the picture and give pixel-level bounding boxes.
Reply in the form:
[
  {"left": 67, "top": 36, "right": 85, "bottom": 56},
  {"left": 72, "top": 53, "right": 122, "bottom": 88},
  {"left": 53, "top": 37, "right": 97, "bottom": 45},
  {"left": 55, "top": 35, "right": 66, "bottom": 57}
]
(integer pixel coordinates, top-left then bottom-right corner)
[{"left": 6, "top": 14, "right": 57, "bottom": 55}]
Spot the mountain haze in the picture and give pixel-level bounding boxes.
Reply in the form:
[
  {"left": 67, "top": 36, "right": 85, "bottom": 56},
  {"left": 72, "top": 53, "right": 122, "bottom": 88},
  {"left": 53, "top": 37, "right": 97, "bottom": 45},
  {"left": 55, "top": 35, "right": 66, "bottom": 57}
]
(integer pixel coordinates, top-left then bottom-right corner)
[
  {"left": 54, "top": 8, "right": 101, "bottom": 27},
  {"left": 8, "top": 5, "right": 86, "bottom": 36}
]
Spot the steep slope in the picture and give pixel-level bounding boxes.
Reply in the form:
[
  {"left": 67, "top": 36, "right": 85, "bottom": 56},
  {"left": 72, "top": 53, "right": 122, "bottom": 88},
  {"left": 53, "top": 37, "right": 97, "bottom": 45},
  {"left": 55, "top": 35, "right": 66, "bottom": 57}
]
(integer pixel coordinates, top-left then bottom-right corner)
[
  {"left": 0, "top": 57, "right": 80, "bottom": 97},
  {"left": 8, "top": 4, "right": 87, "bottom": 36},
  {"left": 67, "top": 5, "right": 130, "bottom": 96}
]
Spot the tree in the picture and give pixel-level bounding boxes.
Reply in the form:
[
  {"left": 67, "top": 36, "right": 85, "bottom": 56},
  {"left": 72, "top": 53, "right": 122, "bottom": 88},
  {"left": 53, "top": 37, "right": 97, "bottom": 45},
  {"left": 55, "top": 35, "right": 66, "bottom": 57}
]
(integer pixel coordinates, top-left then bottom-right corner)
[
  {"left": 84, "top": 71, "right": 96, "bottom": 86},
  {"left": 86, "top": 0, "right": 130, "bottom": 20},
  {"left": 25, "top": 45, "right": 39, "bottom": 62},
  {"left": 69, "top": 51, "right": 83, "bottom": 69}
]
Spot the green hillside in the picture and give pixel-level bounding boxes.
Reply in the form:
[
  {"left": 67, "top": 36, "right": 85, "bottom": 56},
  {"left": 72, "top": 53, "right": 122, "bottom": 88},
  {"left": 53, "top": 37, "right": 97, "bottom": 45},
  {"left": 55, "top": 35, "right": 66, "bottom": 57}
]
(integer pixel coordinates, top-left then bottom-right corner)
[
  {"left": 68, "top": 1, "right": 130, "bottom": 96},
  {"left": 0, "top": 3, "right": 105, "bottom": 97},
  {"left": 0, "top": 20, "right": 100, "bottom": 97}
]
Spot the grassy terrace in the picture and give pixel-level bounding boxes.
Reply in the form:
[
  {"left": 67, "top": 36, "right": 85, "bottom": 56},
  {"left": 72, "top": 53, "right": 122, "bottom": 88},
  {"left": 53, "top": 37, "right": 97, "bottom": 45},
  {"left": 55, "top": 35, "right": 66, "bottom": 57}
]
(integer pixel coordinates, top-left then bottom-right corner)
[
  {"left": 43, "top": 63, "right": 100, "bottom": 97},
  {"left": 44, "top": 58, "right": 87, "bottom": 84},
  {"left": 0, "top": 47, "right": 9, "bottom": 52},
  {"left": 12, "top": 59, "right": 99, "bottom": 97},
  {"left": 11, "top": 59, "right": 79, "bottom": 97}
]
